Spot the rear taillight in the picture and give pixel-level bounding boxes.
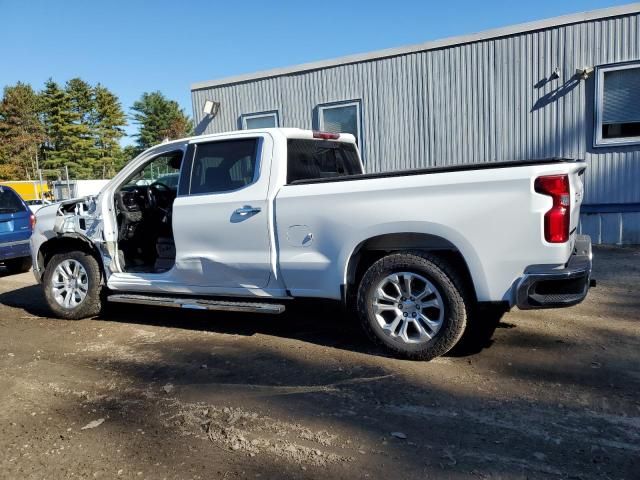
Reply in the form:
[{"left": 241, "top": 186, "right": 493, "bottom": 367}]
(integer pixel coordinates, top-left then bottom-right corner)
[
  {"left": 313, "top": 131, "right": 340, "bottom": 140},
  {"left": 535, "top": 174, "right": 570, "bottom": 243},
  {"left": 30, "top": 214, "right": 36, "bottom": 230}
]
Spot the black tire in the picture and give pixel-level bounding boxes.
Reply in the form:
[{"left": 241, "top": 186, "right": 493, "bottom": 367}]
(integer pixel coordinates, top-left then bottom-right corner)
[
  {"left": 357, "top": 251, "right": 470, "bottom": 360},
  {"left": 4, "top": 256, "right": 32, "bottom": 274},
  {"left": 42, "top": 251, "right": 103, "bottom": 320}
]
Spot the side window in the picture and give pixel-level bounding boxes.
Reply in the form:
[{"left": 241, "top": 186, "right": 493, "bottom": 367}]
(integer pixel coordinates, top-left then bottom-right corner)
[
  {"left": 595, "top": 63, "right": 640, "bottom": 146},
  {"left": 189, "top": 138, "right": 259, "bottom": 195},
  {"left": 317, "top": 100, "right": 362, "bottom": 146},
  {"left": 241, "top": 111, "right": 279, "bottom": 130}
]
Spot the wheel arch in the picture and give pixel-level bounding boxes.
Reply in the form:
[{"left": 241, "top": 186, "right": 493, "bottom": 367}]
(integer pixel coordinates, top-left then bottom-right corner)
[
  {"left": 343, "top": 232, "right": 478, "bottom": 306},
  {"left": 36, "top": 234, "right": 106, "bottom": 283}
]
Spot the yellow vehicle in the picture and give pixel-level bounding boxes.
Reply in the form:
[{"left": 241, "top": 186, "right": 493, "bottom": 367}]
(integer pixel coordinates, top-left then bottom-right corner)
[{"left": 0, "top": 181, "right": 50, "bottom": 201}]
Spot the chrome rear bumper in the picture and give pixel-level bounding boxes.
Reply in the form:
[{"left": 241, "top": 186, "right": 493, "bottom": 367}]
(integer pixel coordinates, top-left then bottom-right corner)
[{"left": 516, "top": 235, "right": 593, "bottom": 310}]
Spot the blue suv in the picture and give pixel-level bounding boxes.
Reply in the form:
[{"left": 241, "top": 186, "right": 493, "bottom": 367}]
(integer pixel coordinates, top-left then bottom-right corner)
[{"left": 0, "top": 185, "right": 34, "bottom": 274}]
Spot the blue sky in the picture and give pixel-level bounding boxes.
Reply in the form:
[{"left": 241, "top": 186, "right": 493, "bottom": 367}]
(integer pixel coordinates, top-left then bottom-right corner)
[{"left": 0, "top": 0, "right": 631, "bottom": 143}]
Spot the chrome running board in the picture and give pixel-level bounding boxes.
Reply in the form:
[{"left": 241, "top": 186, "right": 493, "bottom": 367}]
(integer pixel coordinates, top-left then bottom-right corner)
[{"left": 107, "top": 294, "right": 286, "bottom": 314}]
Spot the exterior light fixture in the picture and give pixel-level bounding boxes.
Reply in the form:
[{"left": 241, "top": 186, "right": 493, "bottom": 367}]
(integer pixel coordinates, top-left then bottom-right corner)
[
  {"left": 203, "top": 100, "right": 220, "bottom": 117},
  {"left": 576, "top": 66, "right": 594, "bottom": 80}
]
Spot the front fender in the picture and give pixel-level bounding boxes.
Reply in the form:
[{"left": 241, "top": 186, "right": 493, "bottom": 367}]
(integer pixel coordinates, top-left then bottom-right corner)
[{"left": 30, "top": 199, "right": 109, "bottom": 283}]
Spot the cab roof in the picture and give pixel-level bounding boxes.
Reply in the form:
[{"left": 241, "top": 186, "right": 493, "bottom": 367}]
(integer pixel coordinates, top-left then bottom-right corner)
[{"left": 153, "top": 128, "right": 357, "bottom": 148}]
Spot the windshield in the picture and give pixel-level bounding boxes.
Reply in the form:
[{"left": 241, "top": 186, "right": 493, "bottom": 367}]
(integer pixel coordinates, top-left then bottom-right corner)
[{"left": 0, "top": 187, "right": 26, "bottom": 214}]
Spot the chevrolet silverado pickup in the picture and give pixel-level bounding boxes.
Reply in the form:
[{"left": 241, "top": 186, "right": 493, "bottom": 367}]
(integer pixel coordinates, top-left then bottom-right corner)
[{"left": 30, "top": 128, "right": 593, "bottom": 360}]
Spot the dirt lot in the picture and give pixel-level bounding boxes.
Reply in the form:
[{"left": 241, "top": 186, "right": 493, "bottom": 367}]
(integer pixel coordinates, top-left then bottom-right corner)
[{"left": 0, "top": 246, "right": 638, "bottom": 480}]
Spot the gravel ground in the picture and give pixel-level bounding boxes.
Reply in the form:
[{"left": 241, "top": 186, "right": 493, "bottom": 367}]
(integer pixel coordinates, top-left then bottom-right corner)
[{"left": 0, "top": 246, "right": 638, "bottom": 479}]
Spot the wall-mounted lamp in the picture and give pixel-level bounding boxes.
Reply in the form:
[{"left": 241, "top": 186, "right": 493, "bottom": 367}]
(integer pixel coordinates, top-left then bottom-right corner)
[
  {"left": 550, "top": 67, "right": 561, "bottom": 80},
  {"left": 576, "top": 66, "right": 594, "bottom": 80},
  {"left": 203, "top": 100, "right": 220, "bottom": 117}
]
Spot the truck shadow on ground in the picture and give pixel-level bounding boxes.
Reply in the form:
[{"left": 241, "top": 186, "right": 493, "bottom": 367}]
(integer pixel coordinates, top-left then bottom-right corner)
[{"left": 0, "top": 283, "right": 503, "bottom": 359}]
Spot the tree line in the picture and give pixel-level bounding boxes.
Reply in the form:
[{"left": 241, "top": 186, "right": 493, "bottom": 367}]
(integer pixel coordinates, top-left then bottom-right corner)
[{"left": 0, "top": 79, "right": 193, "bottom": 180}]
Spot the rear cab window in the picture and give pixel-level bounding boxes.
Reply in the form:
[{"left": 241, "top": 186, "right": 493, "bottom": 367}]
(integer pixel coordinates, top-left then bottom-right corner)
[
  {"left": 286, "top": 139, "right": 363, "bottom": 184},
  {"left": 0, "top": 187, "right": 27, "bottom": 214}
]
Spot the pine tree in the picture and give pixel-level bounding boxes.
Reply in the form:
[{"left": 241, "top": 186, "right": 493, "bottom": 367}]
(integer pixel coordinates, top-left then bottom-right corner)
[
  {"left": 131, "top": 91, "right": 193, "bottom": 150},
  {"left": 93, "top": 84, "right": 127, "bottom": 178},
  {"left": 63, "top": 78, "right": 100, "bottom": 178},
  {"left": 0, "top": 82, "right": 45, "bottom": 180},
  {"left": 115, "top": 144, "right": 142, "bottom": 172},
  {"left": 0, "top": 79, "right": 184, "bottom": 181},
  {"left": 40, "top": 79, "right": 73, "bottom": 176},
  {"left": 39, "top": 78, "right": 129, "bottom": 180}
]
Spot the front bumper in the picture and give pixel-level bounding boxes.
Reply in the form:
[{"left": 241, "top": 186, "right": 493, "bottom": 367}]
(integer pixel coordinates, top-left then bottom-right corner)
[{"left": 516, "top": 235, "right": 593, "bottom": 310}]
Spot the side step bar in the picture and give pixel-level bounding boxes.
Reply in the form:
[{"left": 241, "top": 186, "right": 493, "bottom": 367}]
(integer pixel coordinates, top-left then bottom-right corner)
[{"left": 107, "top": 294, "right": 286, "bottom": 314}]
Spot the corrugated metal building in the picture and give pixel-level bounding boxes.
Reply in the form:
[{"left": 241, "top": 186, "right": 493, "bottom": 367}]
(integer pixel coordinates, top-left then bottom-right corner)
[{"left": 191, "top": 3, "right": 640, "bottom": 244}]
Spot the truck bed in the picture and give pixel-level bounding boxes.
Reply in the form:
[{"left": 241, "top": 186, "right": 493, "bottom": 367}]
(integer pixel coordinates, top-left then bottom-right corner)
[{"left": 275, "top": 158, "right": 586, "bottom": 304}]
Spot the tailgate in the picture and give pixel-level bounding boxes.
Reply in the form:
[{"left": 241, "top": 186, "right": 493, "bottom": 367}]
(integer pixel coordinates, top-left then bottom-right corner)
[{"left": 0, "top": 211, "right": 32, "bottom": 243}]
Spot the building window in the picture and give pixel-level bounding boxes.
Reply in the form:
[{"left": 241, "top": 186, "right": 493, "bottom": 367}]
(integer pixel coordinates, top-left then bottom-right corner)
[
  {"left": 595, "top": 62, "right": 640, "bottom": 147},
  {"left": 317, "top": 100, "right": 362, "bottom": 146},
  {"left": 241, "top": 111, "right": 279, "bottom": 130}
]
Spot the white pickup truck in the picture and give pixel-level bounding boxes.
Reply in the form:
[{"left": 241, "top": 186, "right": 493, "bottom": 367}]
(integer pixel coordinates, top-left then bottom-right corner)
[{"left": 30, "top": 128, "right": 593, "bottom": 360}]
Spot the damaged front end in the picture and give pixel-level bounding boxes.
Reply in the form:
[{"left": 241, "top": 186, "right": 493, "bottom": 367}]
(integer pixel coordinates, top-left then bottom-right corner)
[
  {"left": 33, "top": 195, "right": 118, "bottom": 282},
  {"left": 53, "top": 196, "right": 102, "bottom": 237}
]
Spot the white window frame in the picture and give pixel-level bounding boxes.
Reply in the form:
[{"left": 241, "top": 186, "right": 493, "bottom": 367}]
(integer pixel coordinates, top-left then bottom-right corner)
[
  {"left": 318, "top": 100, "right": 362, "bottom": 146},
  {"left": 240, "top": 110, "right": 279, "bottom": 130},
  {"left": 186, "top": 136, "right": 263, "bottom": 196},
  {"left": 594, "top": 62, "right": 640, "bottom": 147}
]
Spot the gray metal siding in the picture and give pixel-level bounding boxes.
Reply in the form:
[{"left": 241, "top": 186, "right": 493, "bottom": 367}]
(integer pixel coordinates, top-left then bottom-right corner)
[
  {"left": 580, "top": 212, "right": 640, "bottom": 245},
  {"left": 192, "top": 12, "right": 640, "bottom": 244}
]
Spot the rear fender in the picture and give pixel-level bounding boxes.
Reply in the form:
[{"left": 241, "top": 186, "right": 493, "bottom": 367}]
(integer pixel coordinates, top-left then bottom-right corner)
[{"left": 343, "top": 232, "right": 480, "bottom": 305}]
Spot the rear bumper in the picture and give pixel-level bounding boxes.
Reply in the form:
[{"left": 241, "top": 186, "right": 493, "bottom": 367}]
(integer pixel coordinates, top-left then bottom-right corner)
[
  {"left": 516, "top": 235, "right": 593, "bottom": 309},
  {"left": 0, "top": 239, "right": 31, "bottom": 262}
]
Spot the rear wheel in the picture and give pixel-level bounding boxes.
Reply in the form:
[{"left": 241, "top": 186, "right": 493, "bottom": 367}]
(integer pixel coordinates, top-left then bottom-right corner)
[
  {"left": 357, "top": 252, "right": 470, "bottom": 360},
  {"left": 4, "top": 256, "right": 32, "bottom": 274},
  {"left": 43, "top": 251, "right": 103, "bottom": 320}
]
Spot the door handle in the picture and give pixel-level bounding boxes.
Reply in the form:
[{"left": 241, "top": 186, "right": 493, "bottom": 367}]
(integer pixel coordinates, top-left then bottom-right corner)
[{"left": 234, "top": 205, "right": 261, "bottom": 215}]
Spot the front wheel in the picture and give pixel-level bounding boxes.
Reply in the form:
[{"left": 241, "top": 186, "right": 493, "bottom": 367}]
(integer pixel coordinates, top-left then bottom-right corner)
[
  {"left": 357, "top": 252, "right": 470, "bottom": 360},
  {"left": 43, "top": 251, "right": 103, "bottom": 320}
]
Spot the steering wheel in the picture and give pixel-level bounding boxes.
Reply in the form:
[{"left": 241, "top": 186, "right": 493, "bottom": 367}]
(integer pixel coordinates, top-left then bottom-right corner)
[{"left": 146, "top": 181, "right": 172, "bottom": 211}]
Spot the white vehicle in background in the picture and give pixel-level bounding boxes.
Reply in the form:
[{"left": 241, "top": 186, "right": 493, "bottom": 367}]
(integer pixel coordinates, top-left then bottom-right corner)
[
  {"left": 26, "top": 199, "right": 52, "bottom": 213},
  {"left": 30, "top": 128, "right": 593, "bottom": 360}
]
